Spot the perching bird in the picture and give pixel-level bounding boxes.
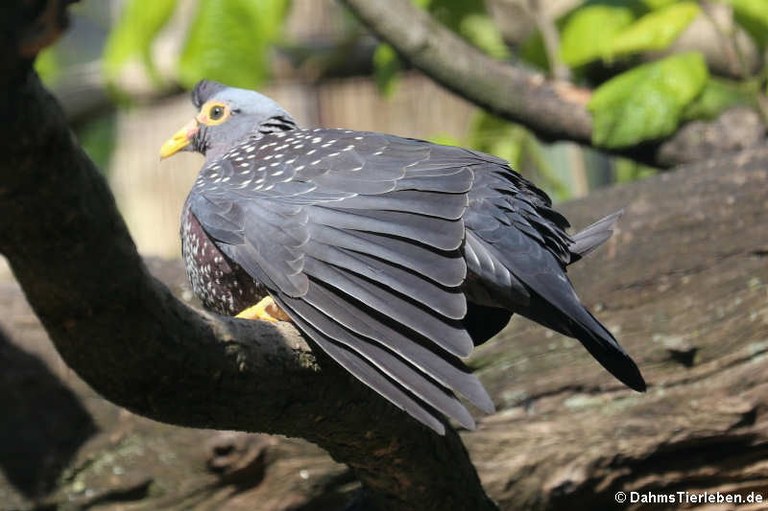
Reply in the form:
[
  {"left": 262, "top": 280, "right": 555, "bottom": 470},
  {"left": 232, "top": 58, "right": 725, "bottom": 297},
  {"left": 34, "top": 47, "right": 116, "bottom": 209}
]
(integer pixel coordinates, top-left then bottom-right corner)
[{"left": 161, "top": 80, "right": 645, "bottom": 434}]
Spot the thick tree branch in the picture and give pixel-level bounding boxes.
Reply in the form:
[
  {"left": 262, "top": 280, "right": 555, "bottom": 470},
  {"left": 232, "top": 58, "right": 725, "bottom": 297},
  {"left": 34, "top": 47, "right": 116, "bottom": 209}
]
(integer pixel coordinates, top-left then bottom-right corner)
[
  {"left": 0, "top": 3, "right": 495, "bottom": 510},
  {"left": 339, "top": 0, "right": 767, "bottom": 168}
]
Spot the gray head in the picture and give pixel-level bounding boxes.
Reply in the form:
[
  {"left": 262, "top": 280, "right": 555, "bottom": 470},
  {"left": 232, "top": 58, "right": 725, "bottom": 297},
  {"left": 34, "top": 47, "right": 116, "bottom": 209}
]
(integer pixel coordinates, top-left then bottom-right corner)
[{"left": 160, "top": 80, "right": 297, "bottom": 160}]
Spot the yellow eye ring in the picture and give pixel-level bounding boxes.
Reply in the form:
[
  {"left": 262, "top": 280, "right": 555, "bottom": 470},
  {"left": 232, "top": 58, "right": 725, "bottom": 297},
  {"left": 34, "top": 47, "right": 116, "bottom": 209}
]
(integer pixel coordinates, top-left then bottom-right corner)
[{"left": 198, "top": 101, "right": 230, "bottom": 126}]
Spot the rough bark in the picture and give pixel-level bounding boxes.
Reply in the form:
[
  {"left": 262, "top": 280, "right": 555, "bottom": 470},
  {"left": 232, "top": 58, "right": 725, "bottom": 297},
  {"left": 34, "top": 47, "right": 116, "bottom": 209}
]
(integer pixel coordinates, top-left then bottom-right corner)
[
  {"left": 2, "top": 143, "right": 767, "bottom": 511},
  {"left": 0, "top": 3, "right": 494, "bottom": 511},
  {"left": 339, "top": 0, "right": 768, "bottom": 168}
]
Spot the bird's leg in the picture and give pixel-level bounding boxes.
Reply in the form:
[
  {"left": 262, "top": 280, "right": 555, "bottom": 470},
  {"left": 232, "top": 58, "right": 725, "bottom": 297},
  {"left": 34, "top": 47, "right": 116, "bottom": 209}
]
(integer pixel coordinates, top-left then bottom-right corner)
[{"left": 235, "top": 296, "right": 291, "bottom": 323}]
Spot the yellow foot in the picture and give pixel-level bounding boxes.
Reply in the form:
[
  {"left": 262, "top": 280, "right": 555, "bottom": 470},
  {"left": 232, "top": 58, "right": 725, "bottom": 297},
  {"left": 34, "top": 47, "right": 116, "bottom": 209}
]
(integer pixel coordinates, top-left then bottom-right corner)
[{"left": 235, "top": 296, "right": 291, "bottom": 323}]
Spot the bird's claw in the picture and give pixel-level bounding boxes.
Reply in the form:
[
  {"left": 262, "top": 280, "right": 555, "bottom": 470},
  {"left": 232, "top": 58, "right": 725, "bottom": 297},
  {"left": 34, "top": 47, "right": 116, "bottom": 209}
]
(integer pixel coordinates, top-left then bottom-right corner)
[{"left": 235, "top": 297, "right": 290, "bottom": 323}]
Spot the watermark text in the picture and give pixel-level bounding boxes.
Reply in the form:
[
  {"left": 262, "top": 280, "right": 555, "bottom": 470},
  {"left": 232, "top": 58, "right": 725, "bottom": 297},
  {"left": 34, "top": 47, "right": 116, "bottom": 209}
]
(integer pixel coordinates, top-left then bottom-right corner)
[{"left": 614, "top": 490, "right": 763, "bottom": 505}]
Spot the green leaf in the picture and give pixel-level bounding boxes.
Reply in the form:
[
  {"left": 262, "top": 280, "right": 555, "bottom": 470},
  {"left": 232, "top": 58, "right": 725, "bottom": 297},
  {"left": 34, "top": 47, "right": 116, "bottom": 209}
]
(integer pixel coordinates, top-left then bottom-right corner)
[
  {"left": 520, "top": 31, "right": 549, "bottom": 71},
  {"left": 76, "top": 112, "right": 117, "bottom": 174},
  {"left": 613, "top": 157, "right": 657, "bottom": 183},
  {"left": 103, "top": 0, "right": 178, "bottom": 86},
  {"left": 467, "top": 111, "right": 569, "bottom": 200},
  {"left": 35, "top": 47, "right": 60, "bottom": 85},
  {"left": 178, "top": 0, "right": 291, "bottom": 90},
  {"left": 373, "top": 44, "right": 402, "bottom": 96},
  {"left": 559, "top": 5, "right": 636, "bottom": 67},
  {"left": 641, "top": 0, "right": 678, "bottom": 9},
  {"left": 519, "top": 135, "right": 570, "bottom": 201},
  {"left": 588, "top": 52, "right": 708, "bottom": 148},
  {"left": 728, "top": 0, "right": 768, "bottom": 47},
  {"left": 425, "top": 0, "right": 509, "bottom": 58},
  {"left": 457, "top": 13, "right": 510, "bottom": 59},
  {"left": 682, "top": 78, "right": 755, "bottom": 121},
  {"left": 610, "top": 2, "right": 699, "bottom": 57},
  {"left": 427, "top": 133, "right": 463, "bottom": 147},
  {"left": 468, "top": 111, "right": 527, "bottom": 167}
]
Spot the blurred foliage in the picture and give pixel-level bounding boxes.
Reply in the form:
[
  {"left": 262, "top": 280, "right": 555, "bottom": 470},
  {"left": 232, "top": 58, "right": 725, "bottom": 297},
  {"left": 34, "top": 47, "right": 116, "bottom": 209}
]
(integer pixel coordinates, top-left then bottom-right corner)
[
  {"left": 729, "top": 0, "right": 768, "bottom": 47},
  {"left": 427, "top": 0, "right": 510, "bottom": 59},
  {"left": 104, "top": 0, "right": 291, "bottom": 92},
  {"left": 373, "top": 0, "right": 507, "bottom": 96},
  {"left": 34, "top": 47, "right": 60, "bottom": 86},
  {"left": 466, "top": 112, "right": 570, "bottom": 200},
  {"left": 519, "top": 0, "right": 768, "bottom": 150},
  {"left": 588, "top": 52, "right": 708, "bottom": 148},
  {"left": 609, "top": 2, "right": 700, "bottom": 58},
  {"left": 613, "top": 157, "right": 658, "bottom": 183},
  {"left": 468, "top": 112, "right": 527, "bottom": 167},
  {"left": 463, "top": 0, "right": 767, "bottom": 192},
  {"left": 178, "top": 0, "right": 291, "bottom": 89},
  {"left": 373, "top": 43, "right": 401, "bottom": 97},
  {"left": 75, "top": 113, "right": 117, "bottom": 173},
  {"left": 103, "top": 0, "right": 177, "bottom": 87},
  {"left": 682, "top": 78, "right": 755, "bottom": 120},
  {"left": 559, "top": 5, "right": 635, "bottom": 67}
]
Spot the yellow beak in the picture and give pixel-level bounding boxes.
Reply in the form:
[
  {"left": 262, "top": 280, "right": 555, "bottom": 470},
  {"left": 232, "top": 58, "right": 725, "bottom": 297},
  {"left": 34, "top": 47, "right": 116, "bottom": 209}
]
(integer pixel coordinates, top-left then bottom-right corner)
[{"left": 160, "top": 119, "right": 200, "bottom": 159}]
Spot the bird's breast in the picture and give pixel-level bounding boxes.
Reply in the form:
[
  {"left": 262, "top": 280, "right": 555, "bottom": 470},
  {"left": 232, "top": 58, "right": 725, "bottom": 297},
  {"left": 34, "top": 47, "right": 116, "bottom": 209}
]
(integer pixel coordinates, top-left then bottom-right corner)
[{"left": 181, "top": 204, "right": 267, "bottom": 315}]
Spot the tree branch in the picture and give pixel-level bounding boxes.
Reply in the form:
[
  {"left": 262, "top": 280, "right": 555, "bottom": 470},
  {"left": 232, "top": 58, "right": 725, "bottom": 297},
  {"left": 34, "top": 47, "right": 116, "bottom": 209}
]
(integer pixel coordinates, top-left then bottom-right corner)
[
  {"left": 342, "top": 0, "right": 593, "bottom": 143},
  {"left": 339, "top": 0, "right": 767, "bottom": 168},
  {"left": 0, "top": 2, "right": 495, "bottom": 510}
]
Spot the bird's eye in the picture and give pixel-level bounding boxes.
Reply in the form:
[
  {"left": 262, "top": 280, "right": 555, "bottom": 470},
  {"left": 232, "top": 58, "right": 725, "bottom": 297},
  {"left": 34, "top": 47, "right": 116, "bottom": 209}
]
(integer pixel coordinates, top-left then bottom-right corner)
[
  {"left": 198, "top": 101, "right": 230, "bottom": 126},
  {"left": 209, "top": 105, "right": 225, "bottom": 121}
]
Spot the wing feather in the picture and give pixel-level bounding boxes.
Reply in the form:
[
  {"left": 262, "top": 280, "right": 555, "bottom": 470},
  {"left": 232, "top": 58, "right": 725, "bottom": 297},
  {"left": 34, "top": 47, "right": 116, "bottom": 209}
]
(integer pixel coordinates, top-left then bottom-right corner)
[
  {"left": 333, "top": 189, "right": 467, "bottom": 219},
  {"left": 289, "top": 316, "right": 448, "bottom": 434},
  {"left": 310, "top": 207, "right": 465, "bottom": 251},
  {"left": 299, "top": 282, "right": 493, "bottom": 411},
  {"left": 303, "top": 258, "right": 472, "bottom": 357},
  {"left": 306, "top": 244, "right": 467, "bottom": 319},
  {"left": 277, "top": 293, "right": 476, "bottom": 430},
  {"left": 309, "top": 225, "right": 466, "bottom": 287}
]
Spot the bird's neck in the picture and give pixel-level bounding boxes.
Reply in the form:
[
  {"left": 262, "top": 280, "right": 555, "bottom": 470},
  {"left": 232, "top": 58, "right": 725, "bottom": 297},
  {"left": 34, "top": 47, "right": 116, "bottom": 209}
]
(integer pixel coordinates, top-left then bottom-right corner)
[{"left": 203, "top": 142, "right": 232, "bottom": 162}]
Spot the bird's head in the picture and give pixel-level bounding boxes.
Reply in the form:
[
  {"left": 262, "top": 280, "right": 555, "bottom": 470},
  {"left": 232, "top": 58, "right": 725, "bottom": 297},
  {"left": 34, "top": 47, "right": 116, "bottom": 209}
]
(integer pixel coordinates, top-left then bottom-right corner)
[{"left": 160, "top": 80, "right": 297, "bottom": 160}]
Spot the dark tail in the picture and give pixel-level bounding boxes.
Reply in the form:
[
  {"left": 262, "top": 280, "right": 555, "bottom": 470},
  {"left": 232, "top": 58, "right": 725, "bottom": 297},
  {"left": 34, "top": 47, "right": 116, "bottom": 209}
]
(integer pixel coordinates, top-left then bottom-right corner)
[{"left": 524, "top": 286, "right": 646, "bottom": 392}]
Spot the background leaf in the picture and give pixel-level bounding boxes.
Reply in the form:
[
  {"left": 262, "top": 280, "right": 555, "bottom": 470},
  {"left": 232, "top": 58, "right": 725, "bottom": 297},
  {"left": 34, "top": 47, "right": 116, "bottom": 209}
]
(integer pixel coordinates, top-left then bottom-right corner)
[
  {"left": 373, "top": 44, "right": 402, "bottom": 96},
  {"left": 609, "top": 2, "right": 699, "bottom": 57},
  {"left": 641, "top": 0, "right": 679, "bottom": 9},
  {"left": 520, "top": 30, "right": 549, "bottom": 71},
  {"left": 728, "top": 0, "right": 768, "bottom": 48},
  {"left": 425, "top": 0, "right": 509, "bottom": 58},
  {"left": 373, "top": 0, "right": 506, "bottom": 97},
  {"left": 178, "top": 0, "right": 291, "bottom": 89},
  {"left": 588, "top": 52, "right": 708, "bottom": 148},
  {"left": 682, "top": 78, "right": 754, "bottom": 120},
  {"left": 35, "top": 47, "right": 60, "bottom": 86},
  {"left": 559, "top": 4, "right": 636, "bottom": 67},
  {"left": 468, "top": 111, "right": 525, "bottom": 166},
  {"left": 103, "top": 0, "right": 178, "bottom": 86}
]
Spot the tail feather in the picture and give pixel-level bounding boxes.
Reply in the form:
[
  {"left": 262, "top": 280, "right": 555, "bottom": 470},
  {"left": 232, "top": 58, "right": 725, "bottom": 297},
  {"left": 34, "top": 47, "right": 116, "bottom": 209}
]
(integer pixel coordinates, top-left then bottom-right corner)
[
  {"left": 521, "top": 280, "right": 645, "bottom": 391},
  {"left": 555, "top": 304, "right": 644, "bottom": 391},
  {"left": 490, "top": 237, "right": 646, "bottom": 391},
  {"left": 570, "top": 209, "right": 624, "bottom": 262},
  {"left": 578, "top": 310, "right": 646, "bottom": 391}
]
